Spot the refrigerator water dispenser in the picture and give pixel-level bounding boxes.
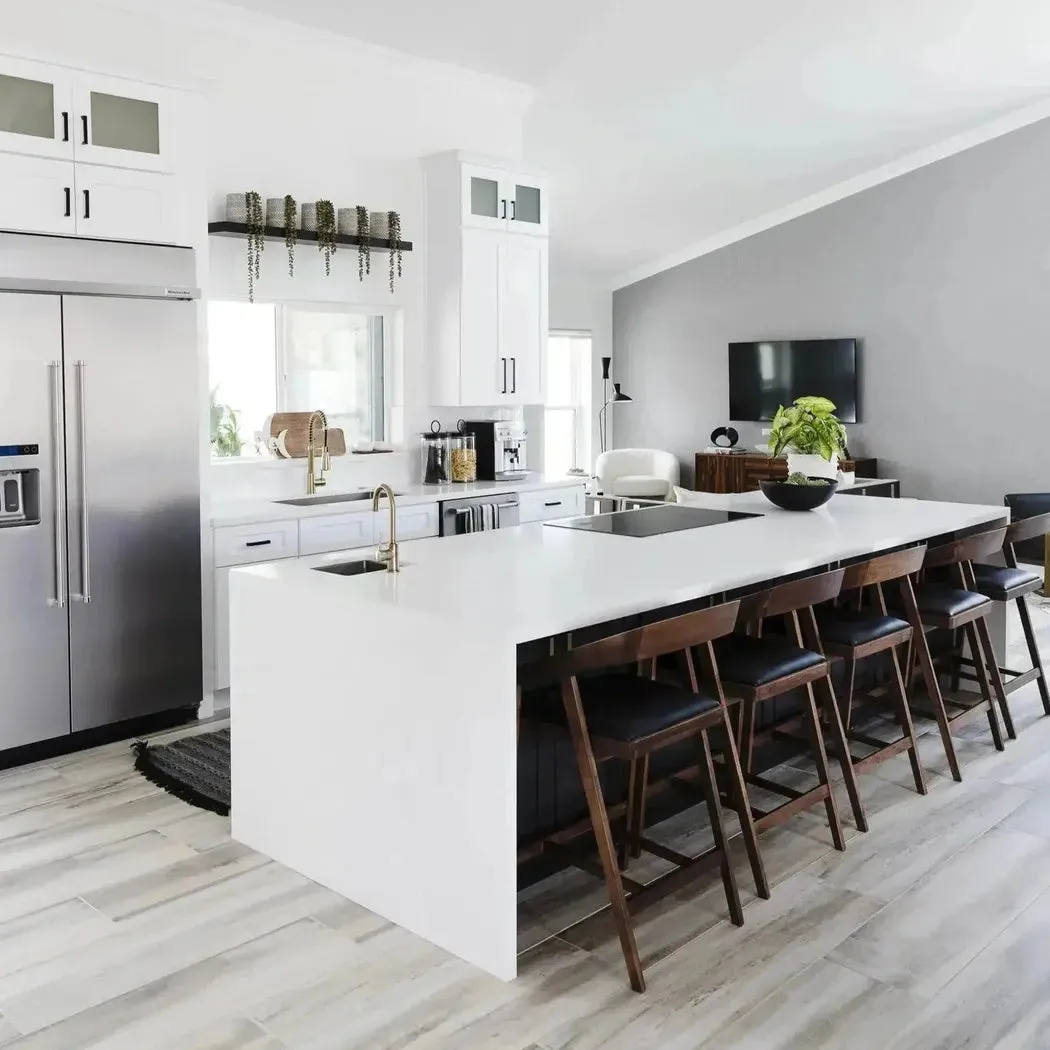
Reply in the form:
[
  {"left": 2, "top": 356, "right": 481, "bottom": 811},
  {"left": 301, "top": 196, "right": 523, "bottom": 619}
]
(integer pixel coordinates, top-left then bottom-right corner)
[{"left": 0, "top": 469, "right": 38, "bottom": 526}]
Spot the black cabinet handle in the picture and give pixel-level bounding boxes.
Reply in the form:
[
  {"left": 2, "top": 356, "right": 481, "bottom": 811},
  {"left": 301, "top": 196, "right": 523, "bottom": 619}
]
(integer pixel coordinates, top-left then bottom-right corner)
[
  {"left": 81, "top": 114, "right": 88, "bottom": 145},
  {"left": 510, "top": 357, "right": 516, "bottom": 393},
  {"left": 83, "top": 189, "right": 90, "bottom": 219},
  {"left": 544, "top": 501, "right": 562, "bottom": 508},
  {"left": 500, "top": 199, "right": 507, "bottom": 219},
  {"left": 64, "top": 187, "right": 71, "bottom": 217},
  {"left": 245, "top": 539, "right": 272, "bottom": 548},
  {"left": 61, "top": 112, "right": 69, "bottom": 142},
  {"left": 500, "top": 357, "right": 507, "bottom": 394},
  {"left": 511, "top": 200, "right": 516, "bottom": 220}
]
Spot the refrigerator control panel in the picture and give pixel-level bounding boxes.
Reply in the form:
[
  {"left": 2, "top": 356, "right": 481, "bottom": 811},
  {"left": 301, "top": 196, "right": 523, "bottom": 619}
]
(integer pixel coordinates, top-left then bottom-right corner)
[{"left": 0, "top": 444, "right": 39, "bottom": 457}]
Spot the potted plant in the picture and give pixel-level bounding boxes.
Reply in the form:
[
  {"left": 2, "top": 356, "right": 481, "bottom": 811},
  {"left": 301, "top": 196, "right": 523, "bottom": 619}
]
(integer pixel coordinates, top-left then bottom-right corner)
[
  {"left": 210, "top": 388, "right": 245, "bottom": 458},
  {"left": 767, "top": 395, "right": 846, "bottom": 480}
]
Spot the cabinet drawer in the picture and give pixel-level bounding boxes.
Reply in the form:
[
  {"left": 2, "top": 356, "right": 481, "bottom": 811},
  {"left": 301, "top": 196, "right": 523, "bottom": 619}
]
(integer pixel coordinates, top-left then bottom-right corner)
[
  {"left": 300, "top": 512, "right": 374, "bottom": 557},
  {"left": 376, "top": 502, "right": 439, "bottom": 543},
  {"left": 519, "top": 486, "right": 584, "bottom": 524},
  {"left": 214, "top": 520, "right": 299, "bottom": 566}
]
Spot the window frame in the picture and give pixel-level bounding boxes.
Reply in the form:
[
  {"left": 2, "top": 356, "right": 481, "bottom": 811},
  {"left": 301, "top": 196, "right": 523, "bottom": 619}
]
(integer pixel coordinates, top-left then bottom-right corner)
[{"left": 544, "top": 329, "right": 593, "bottom": 474}]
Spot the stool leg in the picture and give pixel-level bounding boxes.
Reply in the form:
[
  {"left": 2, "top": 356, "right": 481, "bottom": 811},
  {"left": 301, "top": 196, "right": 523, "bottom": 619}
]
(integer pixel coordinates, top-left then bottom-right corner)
[
  {"left": 803, "top": 683, "right": 846, "bottom": 851},
  {"left": 697, "top": 727, "right": 743, "bottom": 926},
  {"left": 842, "top": 655, "right": 857, "bottom": 728},
  {"left": 817, "top": 671, "right": 868, "bottom": 833},
  {"left": 949, "top": 629, "right": 963, "bottom": 694},
  {"left": 739, "top": 697, "right": 757, "bottom": 775},
  {"left": 889, "top": 643, "right": 927, "bottom": 795},
  {"left": 964, "top": 622, "right": 1005, "bottom": 751},
  {"left": 719, "top": 706, "right": 770, "bottom": 899},
  {"left": 561, "top": 680, "right": 644, "bottom": 993},
  {"left": 1016, "top": 594, "right": 1050, "bottom": 716},
  {"left": 974, "top": 616, "right": 1016, "bottom": 741},
  {"left": 619, "top": 759, "right": 636, "bottom": 871},
  {"left": 627, "top": 755, "right": 648, "bottom": 861}
]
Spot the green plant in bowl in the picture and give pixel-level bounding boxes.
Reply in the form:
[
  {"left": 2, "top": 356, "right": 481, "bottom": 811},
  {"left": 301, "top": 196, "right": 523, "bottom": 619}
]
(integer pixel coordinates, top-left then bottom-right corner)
[
  {"left": 768, "top": 396, "right": 847, "bottom": 461},
  {"left": 785, "top": 472, "right": 831, "bottom": 487}
]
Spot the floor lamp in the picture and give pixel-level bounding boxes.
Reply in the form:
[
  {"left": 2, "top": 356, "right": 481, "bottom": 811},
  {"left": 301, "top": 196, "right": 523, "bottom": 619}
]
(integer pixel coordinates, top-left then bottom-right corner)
[{"left": 598, "top": 356, "right": 633, "bottom": 453}]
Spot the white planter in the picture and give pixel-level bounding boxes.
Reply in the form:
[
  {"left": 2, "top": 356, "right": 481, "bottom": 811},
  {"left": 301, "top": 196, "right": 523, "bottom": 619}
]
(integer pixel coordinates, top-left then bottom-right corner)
[{"left": 787, "top": 452, "right": 839, "bottom": 480}]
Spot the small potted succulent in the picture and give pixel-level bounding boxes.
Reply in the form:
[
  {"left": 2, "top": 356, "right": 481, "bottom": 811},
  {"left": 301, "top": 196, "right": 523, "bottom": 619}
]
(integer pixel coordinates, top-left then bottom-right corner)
[{"left": 768, "top": 395, "right": 847, "bottom": 480}]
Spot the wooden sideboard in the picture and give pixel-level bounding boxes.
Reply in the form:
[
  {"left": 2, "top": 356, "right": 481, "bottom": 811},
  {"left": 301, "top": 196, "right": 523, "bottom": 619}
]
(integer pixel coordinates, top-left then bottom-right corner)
[{"left": 694, "top": 452, "right": 878, "bottom": 494}]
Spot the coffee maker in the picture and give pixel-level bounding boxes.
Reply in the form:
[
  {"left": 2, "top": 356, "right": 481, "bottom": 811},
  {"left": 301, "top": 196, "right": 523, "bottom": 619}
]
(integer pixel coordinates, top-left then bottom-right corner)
[{"left": 460, "top": 420, "right": 528, "bottom": 481}]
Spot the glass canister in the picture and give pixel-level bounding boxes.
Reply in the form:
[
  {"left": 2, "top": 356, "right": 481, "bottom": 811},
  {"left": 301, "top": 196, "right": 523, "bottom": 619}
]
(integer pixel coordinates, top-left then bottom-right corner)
[
  {"left": 421, "top": 420, "right": 450, "bottom": 485},
  {"left": 450, "top": 422, "right": 477, "bottom": 483}
]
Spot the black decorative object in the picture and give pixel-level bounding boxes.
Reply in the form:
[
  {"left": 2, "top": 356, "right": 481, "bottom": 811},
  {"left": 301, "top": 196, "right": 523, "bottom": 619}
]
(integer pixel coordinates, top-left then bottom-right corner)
[
  {"left": 710, "top": 426, "right": 739, "bottom": 448},
  {"left": 388, "top": 210, "right": 402, "bottom": 293},
  {"left": 245, "top": 190, "right": 264, "bottom": 302},
  {"left": 283, "top": 194, "right": 297, "bottom": 276},
  {"left": 598, "top": 357, "right": 634, "bottom": 453},
  {"left": 760, "top": 477, "right": 838, "bottom": 511},
  {"left": 316, "top": 200, "right": 336, "bottom": 276},
  {"left": 356, "top": 205, "right": 370, "bottom": 281}
]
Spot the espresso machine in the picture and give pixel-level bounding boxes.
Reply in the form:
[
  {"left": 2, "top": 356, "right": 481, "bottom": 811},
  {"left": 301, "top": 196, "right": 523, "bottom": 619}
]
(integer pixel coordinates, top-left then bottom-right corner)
[{"left": 460, "top": 420, "right": 529, "bottom": 481}]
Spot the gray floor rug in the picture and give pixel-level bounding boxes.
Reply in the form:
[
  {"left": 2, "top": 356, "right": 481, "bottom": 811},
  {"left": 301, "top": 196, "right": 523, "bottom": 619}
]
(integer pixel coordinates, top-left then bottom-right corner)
[{"left": 132, "top": 729, "right": 231, "bottom": 816}]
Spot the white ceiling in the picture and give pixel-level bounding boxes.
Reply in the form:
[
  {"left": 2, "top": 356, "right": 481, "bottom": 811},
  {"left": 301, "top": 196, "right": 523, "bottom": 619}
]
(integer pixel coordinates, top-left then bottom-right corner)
[{"left": 223, "top": 0, "right": 1050, "bottom": 284}]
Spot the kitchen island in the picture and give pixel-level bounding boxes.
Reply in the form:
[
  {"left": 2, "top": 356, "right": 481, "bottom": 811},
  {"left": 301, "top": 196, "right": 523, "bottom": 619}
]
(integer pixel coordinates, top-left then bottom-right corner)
[{"left": 228, "top": 490, "right": 1007, "bottom": 982}]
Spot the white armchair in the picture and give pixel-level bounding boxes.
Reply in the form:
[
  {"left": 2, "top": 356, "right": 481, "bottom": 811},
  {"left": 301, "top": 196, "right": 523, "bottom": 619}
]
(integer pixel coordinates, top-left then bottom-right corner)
[{"left": 595, "top": 449, "right": 681, "bottom": 500}]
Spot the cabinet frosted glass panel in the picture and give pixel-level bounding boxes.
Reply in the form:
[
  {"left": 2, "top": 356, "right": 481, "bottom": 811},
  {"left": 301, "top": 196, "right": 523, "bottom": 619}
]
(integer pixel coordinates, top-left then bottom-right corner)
[
  {"left": 469, "top": 177, "right": 500, "bottom": 220},
  {"left": 514, "top": 184, "right": 542, "bottom": 225},
  {"left": 89, "top": 92, "right": 160, "bottom": 155},
  {"left": 0, "top": 74, "right": 55, "bottom": 140}
]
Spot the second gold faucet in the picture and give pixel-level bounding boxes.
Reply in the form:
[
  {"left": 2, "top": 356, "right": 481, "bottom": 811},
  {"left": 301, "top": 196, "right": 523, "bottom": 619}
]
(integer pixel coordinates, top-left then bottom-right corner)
[{"left": 372, "top": 483, "right": 399, "bottom": 573}]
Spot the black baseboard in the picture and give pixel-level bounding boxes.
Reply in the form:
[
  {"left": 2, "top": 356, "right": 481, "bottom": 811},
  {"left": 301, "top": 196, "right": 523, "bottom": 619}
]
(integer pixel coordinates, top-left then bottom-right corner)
[{"left": 0, "top": 706, "right": 201, "bottom": 772}]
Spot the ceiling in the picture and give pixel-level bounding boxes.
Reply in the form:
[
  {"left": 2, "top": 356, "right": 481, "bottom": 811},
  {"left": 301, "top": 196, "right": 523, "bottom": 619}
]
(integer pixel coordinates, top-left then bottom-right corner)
[{"left": 223, "top": 0, "right": 1050, "bottom": 284}]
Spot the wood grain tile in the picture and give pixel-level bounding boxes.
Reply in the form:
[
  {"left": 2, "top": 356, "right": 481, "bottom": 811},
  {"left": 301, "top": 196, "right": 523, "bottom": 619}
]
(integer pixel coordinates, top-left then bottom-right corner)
[
  {"left": 150, "top": 1017, "right": 285, "bottom": 1050},
  {"left": 0, "top": 899, "right": 113, "bottom": 979}
]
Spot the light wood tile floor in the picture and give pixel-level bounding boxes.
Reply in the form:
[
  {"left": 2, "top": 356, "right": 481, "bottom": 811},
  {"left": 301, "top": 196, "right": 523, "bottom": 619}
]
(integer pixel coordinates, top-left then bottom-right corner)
[{"left": 1, "top": 598, "right": 1049, "bottom": 1049}]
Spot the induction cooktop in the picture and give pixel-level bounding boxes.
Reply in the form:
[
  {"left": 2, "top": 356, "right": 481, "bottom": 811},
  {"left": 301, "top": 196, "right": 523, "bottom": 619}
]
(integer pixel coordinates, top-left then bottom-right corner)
[{"left": 545, "top": 505, "right": 762, "bottom": 537}]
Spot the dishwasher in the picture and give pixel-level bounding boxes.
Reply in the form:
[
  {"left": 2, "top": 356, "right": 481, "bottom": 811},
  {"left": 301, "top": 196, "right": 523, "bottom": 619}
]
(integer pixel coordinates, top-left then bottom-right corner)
[{"left": 439, "top": 492, "right": 520, "bottom": 535}]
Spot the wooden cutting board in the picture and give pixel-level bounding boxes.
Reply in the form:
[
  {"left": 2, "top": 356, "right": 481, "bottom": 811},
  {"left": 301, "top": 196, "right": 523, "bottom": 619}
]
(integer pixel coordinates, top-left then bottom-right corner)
[{"left": 267, "top": 413, "right": 346, "bottom": 459}]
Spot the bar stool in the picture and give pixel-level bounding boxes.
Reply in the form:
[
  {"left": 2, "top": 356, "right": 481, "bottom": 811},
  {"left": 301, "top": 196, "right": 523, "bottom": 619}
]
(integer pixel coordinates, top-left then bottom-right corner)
[
  {"left": 518, "top": 600, "right": 768, "bottom": 994},
  {"left": 898, "top": 527, "right": 1011, "bottom": 779},
  {"left": 816, "top": 546, "right": 928, "bottom": 796},
  {"left": 715, "top": 567, "right": 867, "bottom": 851},
  {"left": 967, "top": 512, "right": 1050, "bottom": 718}
]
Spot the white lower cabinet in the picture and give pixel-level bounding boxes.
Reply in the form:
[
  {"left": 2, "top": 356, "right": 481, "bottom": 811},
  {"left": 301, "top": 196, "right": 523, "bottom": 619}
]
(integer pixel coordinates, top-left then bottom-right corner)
[
  {"left": 299, "top": 512, "right": 374, "bottom": 557},
  {"left": 519, "top": 485, "right": 585, "bottom": 524},
  {"left": 377, "top": 502, "right": 439, "bottom": 543}
]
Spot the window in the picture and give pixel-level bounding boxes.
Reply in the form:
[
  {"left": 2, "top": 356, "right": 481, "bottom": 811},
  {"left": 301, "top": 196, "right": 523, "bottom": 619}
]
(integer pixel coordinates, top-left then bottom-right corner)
[
  {"left": 207, "top": 301, "right": 386, "bottom": 458},
  {"left": 544, "top": 331, "right": 592, "bottom": 475}
]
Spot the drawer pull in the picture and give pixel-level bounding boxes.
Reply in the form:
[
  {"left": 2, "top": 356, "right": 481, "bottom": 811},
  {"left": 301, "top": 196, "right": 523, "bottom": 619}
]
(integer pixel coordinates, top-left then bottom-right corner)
[
  {"left": 245, "top": 539, "right": 272, "bottom": 548},
  {"left": 544, "top": 500, "right": 562, "bottom": 507}
]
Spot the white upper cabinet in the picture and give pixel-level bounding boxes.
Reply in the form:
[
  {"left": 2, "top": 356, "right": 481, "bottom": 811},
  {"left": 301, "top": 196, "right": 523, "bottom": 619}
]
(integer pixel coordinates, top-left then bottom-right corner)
[
  {"left": 0, "top": 59, "right": 75, "bottom": 161},
  {"left": 461, "top": 162, "right": 549, "bottom": 236},
  {"left": 74, "top": 165, "right": 176, "bottom": 244},
  {"left": 0, "top": 156, "right": 76, "bottom": 236},
  {"left": 499, "top": 234, "right": 546, "bottom": 404},
  {"left": 72, "top": 74, "right": 173, "bottom": 173}
]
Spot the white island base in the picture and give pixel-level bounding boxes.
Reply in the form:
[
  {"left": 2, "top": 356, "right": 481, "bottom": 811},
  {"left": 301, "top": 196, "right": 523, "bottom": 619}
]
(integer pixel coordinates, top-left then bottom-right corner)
[{"left": 229, "top": 490, "right": 1007, "bottom": 982}]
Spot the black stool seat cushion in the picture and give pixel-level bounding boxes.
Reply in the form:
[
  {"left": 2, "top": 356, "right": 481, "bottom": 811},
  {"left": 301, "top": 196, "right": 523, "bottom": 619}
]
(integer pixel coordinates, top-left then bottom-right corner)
[
  {"left": 714, "top": 634, "right": 824, "bottom": 688},
  {"left": 972, "top": 563, "right": 1042, "bottom": 601},
  {"left": 817, "top": 608, "right": 910, "bottom": 648},
  {"left": 910, "top": 583, "right": 990, "bottom": 618},
  {"left": 522, "top": 673, "right": 719, "bottom": 743}
]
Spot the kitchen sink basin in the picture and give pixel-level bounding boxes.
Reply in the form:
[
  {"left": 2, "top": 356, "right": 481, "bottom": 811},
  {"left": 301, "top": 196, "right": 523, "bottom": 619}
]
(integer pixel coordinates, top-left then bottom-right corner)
[
  {"left": 275, "top": 490, "right": 399, "bottom": 507},
  {"left": 312, "top": 559, "right": 388, "bottom": 577}
]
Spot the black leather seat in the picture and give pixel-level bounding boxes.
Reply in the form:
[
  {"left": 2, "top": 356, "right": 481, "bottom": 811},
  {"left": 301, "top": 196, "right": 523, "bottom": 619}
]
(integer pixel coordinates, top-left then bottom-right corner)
[
  {"left": 816, "top": 608, "right": 910, "bottom": 647},
  {"left": 910, "top": 583, "right": 990, "bottom": 618},
  {"left": 714, "top": 634, "right": 824, "bottom": 687},
  {"left": 522, "top": 673, "right": 719, "bottom": 743},
  {"left": 972, "top": 563, "right": 1042, "bottom": 602}
]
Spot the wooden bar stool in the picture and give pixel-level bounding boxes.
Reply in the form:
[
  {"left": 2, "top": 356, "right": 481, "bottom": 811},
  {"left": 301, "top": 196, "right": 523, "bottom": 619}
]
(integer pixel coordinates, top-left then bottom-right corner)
[
  {"left": 518, "top": 600, "right": 768, "bottom": 994},
  {"left": 715, "top": 567, "right": 867, "bottom": 850},
  {"left": 898, "top": 527, "right": 1011, "bottom": 778},
  {"left": 966, "top": 512, "right": 1050, "bottom": 717},
  {"left": 816, "top": 546, "right": 928, "bottom": 795}
]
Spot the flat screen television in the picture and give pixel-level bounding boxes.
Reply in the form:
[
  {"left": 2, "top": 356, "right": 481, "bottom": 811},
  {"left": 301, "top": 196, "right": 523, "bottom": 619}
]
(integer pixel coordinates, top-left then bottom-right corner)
[{"left": 728, "top": 338, "right": 859, "bottom": 422}]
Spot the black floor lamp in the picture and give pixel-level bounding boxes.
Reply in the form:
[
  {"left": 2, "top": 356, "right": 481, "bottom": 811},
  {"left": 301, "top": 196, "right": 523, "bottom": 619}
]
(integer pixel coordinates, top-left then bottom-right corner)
[{"left": 598, "top": 356, "right": 633, "bottom": 453}]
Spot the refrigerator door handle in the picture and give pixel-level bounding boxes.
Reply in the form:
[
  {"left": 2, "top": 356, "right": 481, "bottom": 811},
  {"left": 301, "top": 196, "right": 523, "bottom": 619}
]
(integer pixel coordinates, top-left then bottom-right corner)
[
  {"left": 48, "top": 362, "right": 67, "bottom": 608},
  {"left": 71, "top": 360, "right": 92, "bottom": 603}
]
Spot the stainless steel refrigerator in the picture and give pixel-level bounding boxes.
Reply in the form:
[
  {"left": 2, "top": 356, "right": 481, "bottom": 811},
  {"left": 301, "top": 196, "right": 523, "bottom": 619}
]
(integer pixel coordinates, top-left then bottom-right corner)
[{"left": 0, "top": 232, "right": 202, "bottom": 752}]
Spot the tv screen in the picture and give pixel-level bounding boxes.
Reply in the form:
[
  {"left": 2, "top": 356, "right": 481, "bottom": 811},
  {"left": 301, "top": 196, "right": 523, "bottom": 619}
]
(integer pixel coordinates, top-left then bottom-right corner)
[{"left": 728, "top": 339, "right": 859, "bottom": 423}]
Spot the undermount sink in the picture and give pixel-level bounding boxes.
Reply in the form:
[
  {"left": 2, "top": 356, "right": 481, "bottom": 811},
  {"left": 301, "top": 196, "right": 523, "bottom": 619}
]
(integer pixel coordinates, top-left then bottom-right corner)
[
  {"left": 312, "top": 559, "right": 388, "bottom": 577},
  {"left": 275, "top": 490, "right": 397, "bottom": 507}
]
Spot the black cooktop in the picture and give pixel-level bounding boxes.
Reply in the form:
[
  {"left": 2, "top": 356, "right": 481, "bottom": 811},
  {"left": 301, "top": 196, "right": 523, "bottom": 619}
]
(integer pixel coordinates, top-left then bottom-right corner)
[{"left": 545, "top": 505, "right": 762, "bottom": 537}]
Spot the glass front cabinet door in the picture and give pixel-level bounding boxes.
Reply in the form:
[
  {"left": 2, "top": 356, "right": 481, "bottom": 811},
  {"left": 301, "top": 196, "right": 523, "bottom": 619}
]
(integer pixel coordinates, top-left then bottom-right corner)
[
  {"left": 462, "top": 164, "right": 512, "bottom": 231},
  {"left": 0, "top": 59, "right": 75, "bottom": 160},
  {"left": 73, "top": 76, "right": 173, "bottom": 173},
  {"left": 508, "top": 178, "right": 549, "bottom": 235}
]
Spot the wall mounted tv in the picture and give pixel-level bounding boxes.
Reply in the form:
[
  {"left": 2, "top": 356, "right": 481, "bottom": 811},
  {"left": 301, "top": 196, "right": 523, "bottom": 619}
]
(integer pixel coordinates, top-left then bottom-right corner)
[{"left": 728, "top": 339, "right": 859, "bottom": 423}]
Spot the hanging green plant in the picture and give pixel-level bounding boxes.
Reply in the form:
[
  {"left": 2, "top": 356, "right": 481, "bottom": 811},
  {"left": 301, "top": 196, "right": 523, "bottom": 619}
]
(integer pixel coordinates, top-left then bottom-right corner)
[
  {"left": 387, "top": 210, "right": 403, "bottom": 294},
  {"left": 245, "top": 190, "right": 264, "bottom": 302},
  {"left": 356, "top": 205, "right": 370, "bottom": 282},
  {"left": 316, "top": 200, "right": 336, "bottom": 275},
  {"left": 283, "top": 194, "right": 297, "bottom": 276}
]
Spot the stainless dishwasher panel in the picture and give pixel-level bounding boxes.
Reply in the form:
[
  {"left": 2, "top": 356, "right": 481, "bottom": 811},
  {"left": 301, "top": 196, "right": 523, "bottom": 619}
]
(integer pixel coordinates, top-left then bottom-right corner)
[{"left": 440, "top": 493, "right": 520, "bottom": 535}]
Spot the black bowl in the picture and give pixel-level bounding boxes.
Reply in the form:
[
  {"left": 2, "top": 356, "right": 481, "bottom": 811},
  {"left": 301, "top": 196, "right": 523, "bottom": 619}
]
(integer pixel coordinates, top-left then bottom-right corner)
[{"left": 760, "top": 478, "right": 838, "bottom": 511}]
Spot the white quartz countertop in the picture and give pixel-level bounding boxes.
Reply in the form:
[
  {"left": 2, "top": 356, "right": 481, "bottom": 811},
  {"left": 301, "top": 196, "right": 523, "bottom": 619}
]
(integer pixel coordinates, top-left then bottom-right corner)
[
  {"left": 234, "top": 490, "right": 1007, "bottom": 642},
  {"left": 210, "top": 476, "right": 585, "bottom": 527}
]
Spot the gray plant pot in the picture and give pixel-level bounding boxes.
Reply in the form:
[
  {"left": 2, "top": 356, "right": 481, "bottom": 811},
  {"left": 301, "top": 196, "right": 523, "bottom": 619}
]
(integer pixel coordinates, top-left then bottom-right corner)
[
  {"left": 266, "top": 197, "right": 296, "bottom": 229},
  {"left": 300, "top": 202, "right": 317, "bottom": 232},
  {"left": 336, "top": 208, "right": 357, "bottom": 237},
  {"left": 370, "top": 211, "right": 389, "bottom": 240},
  {"left": 226, "top": 192, "right": 248, "bottom": 223}
]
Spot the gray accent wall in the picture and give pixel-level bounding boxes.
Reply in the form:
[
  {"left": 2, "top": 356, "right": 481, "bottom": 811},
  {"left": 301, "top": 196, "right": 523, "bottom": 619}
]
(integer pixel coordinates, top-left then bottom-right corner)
[{"left": 613, "top": 117, "right": 1050, "bottom": 503}]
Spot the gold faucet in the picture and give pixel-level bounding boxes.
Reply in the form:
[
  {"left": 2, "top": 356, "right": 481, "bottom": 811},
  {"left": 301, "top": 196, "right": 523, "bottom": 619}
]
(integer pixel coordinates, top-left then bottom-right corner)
[
  {"left": 306, "top": 410, "right": 330, "bottom": 494},
  {"left": 372, "top": 483, "right": 400, "bottom": 573}
]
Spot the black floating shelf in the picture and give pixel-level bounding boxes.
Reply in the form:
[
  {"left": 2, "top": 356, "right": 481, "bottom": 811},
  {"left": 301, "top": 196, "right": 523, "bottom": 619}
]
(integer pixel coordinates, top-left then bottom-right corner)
[{"left": 207, "top": 221, "right": 412, "bottom": 252}]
